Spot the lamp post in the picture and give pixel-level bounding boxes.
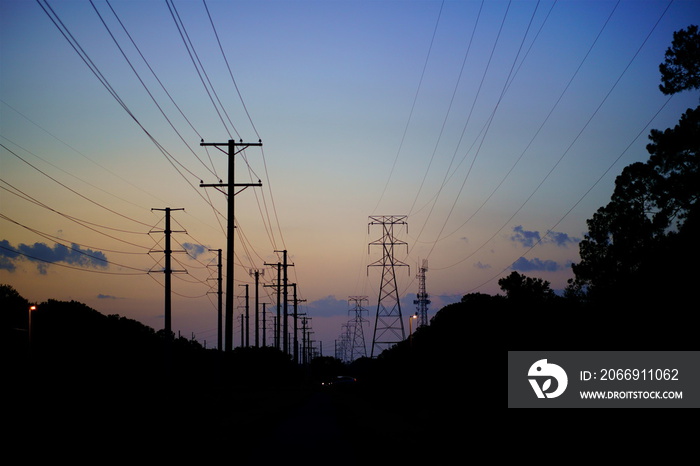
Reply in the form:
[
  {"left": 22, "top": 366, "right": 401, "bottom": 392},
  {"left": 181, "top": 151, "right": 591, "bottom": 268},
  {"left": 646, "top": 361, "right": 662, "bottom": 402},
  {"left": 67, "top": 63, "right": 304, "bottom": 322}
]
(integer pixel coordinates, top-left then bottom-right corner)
[
  {"left": 28, "top": 305, "right": 36, "bottom": 355},
  {"left": 409, "top": 314, "right": 417, "bottom": 347}
]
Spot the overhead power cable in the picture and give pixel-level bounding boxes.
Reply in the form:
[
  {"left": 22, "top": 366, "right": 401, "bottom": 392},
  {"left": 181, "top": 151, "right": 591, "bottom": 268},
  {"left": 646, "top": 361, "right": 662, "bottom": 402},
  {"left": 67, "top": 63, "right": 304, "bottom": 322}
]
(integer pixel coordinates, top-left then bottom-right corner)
[
  {"left": 462, "top": 94, "right": 675, "bottom": 291},
  {"left": 99, "top": 0, "right": 218, "bottom": 178},
  {"left": 1, "top": 142, "right": 152, "bottom": 229},
  {"left": 430, "top": 0, "right": 672, "bottom": 270},
  {"left": 37, "top": 0, "right": 226, "bottom": 222},
  {"left": 0, "top": 212, "right": 146, "bottom": 256},
  {"left": 408, "top": 0, "right": 488, "bottom": 218},
  {"left": 165, "top": 0, "right": 240, "bottom": 140},
  {"left": 411, "top": 0, "right": 535, "bottom": 260},
  {"left": 0, "top": 179, "right": 151, "bottom": 250},
  {"left": 0, "top": 99, "right": 169, "bottom": 206},
  {"left": 373, "top": 0, "right": 445, "bottom": 213},
  {"left": 0, "top": 243, "right": 148, "bottom": 275},
  {"left": 202, "top": 0, "right": 260, "bottom": 140},
  {"left": 0, "top": 133, "right": 149, "bottom": 212},
  {"left": 429, "top": 0, "right": 620, "bottom": 245},
  {"left": 411, "top": 0, "right": 513, "bottom": 264}
]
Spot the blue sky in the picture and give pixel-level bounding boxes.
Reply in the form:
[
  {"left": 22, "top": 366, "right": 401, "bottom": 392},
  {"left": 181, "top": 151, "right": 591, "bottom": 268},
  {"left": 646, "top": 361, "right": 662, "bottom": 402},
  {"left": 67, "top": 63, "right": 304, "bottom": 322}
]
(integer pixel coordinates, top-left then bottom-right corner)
[{"left": 1, "top": 0, "right": 699, "bottom": 350}]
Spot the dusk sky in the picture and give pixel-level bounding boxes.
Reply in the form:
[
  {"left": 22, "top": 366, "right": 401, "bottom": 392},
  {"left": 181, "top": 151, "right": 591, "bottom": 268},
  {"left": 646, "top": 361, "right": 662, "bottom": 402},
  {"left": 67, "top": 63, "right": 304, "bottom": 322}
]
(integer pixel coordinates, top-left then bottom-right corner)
[{"left": 2, "top": 0, "right": 698, "bottom": 351}]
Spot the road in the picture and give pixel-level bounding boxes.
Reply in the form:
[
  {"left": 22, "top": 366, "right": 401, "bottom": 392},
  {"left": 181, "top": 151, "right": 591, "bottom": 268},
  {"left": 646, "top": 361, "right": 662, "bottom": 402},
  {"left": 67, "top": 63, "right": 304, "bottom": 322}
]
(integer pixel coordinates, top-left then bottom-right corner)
[{"left": 237, "top": 386, "right": 461, "bottom": 465}]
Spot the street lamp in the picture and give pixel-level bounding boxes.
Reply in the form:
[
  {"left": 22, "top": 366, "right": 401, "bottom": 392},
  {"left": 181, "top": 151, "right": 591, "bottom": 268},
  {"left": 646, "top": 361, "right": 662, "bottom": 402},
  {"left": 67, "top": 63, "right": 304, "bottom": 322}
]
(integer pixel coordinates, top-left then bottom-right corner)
[
  {"left": 28, "top": 305, "right": 36, "bottom": 354},
  {"left": 409, "top": 314, "right": 418, "bottom": 347}
]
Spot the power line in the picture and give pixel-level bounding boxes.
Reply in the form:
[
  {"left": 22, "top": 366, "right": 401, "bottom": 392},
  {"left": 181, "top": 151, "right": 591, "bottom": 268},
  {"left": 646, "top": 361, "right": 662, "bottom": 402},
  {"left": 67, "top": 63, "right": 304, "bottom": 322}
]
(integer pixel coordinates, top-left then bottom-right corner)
[
  {"left": 462, "top": 94, "right": 675, "bottom": 291},
  {"left": 410, "top": 0, "right": 540, "bottom": 259},
  {"left": 37, "top": 0, "right": 227, "bottom": 224},
  {"left": 260, "top": 147, "right": 286, "bottom": 251},
  {"left": 165, "top": 0, "right": 240, "bottom": 140},
  {"left": 407, "top": 0, "right": 488, "bottom": 218},
  {"left": 0, "top": 243, "right": 148, "bottom": 275},
  {"left": 0, "top": 99, "right": 170, "bottom": 207},
  {"left": 0, "top": 134, "right": 150, "bottom": 212},
  {"left": 0, "top": 180, "right": 152, "bottom": 249},
  {"left": 1, "top": 142, "right": 153, "bottom": 228},
  {"left": 96, "top": 0, "right": 219, "bottom": 179},
  {"left": 373, "top": 0, "right": 445, "bottom": 213},
  {"left": 0, "top": 212, "right": 146, "bottom": 256},
  {"left": 425, "top": 0, "right": 620, "bottom": 246},
  {"left": 427, "top": 0, "right": 673, "bottom": 270},
  {"left": 202, "top": 0, "right": 260, "bottom": 140}
]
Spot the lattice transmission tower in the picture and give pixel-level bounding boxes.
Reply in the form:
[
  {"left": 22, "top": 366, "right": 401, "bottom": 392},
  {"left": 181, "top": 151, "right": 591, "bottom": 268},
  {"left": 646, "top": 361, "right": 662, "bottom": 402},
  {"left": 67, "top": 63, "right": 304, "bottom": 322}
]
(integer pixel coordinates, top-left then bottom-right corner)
[
  {"left": 414, "top": 260, "right": 431, "bottom": 328},
  {"left": 368, "top": 215, "right": 409, "bottom": 357},
  {"left": 336, "top": 323, "right": 351, "bottom": 361},
  {"left": 347, "top": 296, "right": 369, "bottom": 361}
]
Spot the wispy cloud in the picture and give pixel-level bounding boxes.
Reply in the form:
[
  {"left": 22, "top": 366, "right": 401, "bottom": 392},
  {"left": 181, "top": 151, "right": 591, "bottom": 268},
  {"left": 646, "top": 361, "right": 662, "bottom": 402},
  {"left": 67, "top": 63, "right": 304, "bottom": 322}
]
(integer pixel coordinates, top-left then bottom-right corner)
[
  {"left": 510, "top": 226, "right": 542, "bottom": 248},
  {"left": 305, "top": 295, "right": 354, "bottom": 317},
  {"left": 182, "top": 242, "right": 208, "bottom": 259},
  {"left": 510, "top": 226, "right": 580, "bottom": 248},
  {"left": 97, "top": 293, "right": 124, "bottom": 300},
  {"left": 0, "top": 240, "right": 18, "bottom": 272},
  {"left": 0, "top": 239, "right": 108, "bottom": 274},
  {"left": 546, "top": 230, "right": 581, "bottom": 247},
  {"left": 511, "top": 257, "right": 562, "bottom": 272},
  {"left": 304, "top": 293, "right": 463, "bottom": 320}
]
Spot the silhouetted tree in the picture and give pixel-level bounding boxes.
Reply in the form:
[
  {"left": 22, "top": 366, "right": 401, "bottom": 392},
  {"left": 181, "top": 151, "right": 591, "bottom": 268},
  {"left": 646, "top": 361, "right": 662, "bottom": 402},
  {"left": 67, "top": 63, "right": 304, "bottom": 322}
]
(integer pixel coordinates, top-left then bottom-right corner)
[
  {"left": 498, "top": 271, "right": 557, "bottom": 304},
  {"left": 0, "top": 283, "right": 30, "bottom": 331},
  {"left": 571, "top": 25, "right": 699, "bottom": 306},
  {"left": 1, "top": 284, "right": 32, "bottom": 367},
  {"left": 659, "top": 24, "right": 700, "bottom": 95}
]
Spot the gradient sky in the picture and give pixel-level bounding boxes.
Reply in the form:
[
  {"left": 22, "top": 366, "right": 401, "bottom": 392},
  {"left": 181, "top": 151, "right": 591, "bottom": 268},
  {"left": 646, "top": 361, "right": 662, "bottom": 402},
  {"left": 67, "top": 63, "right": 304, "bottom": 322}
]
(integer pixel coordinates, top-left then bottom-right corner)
[{"left": 1, "top": 0, "right": 699, "bottom": 352}]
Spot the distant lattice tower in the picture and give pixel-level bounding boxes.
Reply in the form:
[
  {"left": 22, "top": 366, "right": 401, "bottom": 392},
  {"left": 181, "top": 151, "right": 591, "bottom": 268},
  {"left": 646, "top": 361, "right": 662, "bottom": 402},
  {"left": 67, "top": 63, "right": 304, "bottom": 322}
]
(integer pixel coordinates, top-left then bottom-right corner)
[
  {"left": 348, "top": 296, "right": 369, "bottom": 361},
  {"left": 368, "top": 215, "right": 410, "bottom": 357},
  {"left": 338, "top": 323, "right": 352, "bottom": 362},
  {"left": 414, "top": 260, "right": 431, "bottom": 328}
]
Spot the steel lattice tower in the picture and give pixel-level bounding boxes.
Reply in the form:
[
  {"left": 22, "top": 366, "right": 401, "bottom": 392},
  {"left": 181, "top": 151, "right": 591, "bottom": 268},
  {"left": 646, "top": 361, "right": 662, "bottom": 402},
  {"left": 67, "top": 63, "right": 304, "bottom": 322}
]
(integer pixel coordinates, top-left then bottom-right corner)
[
  {"left": 368, "top": 215, "right": 409, "bottom": 357},
  {"left": 337, "top": 323, "right": 351, "bottom": 361},
  {"left": 347, "top": 296, "right": 369, "bottom": 361},
  {"left": 414, "top": 260, "right": 431, "bottom": 328}
]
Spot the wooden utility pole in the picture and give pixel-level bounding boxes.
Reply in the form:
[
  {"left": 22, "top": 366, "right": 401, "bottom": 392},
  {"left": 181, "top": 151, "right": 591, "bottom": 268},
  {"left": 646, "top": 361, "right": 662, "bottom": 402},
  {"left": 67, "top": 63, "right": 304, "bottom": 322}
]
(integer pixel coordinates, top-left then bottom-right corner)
[
  {"left": 150, "top": 207, "right": 185, "bottom": 337},
  {"left": 200, "top": 139, "right": 262, "bottom": 352},
  {"left": 261, "top": 302, "right": 269, "bottom": 347},
  {"left": 291, "top": 283, "right": 306, "bottom": 364},
  {"left": 250, "top": 269, "right": 264, "bottom": 347},
  {"left": 208, "top": 248, "right": 223, "bottom": 351},
  {"left": 239, "top": 283, "right": 249, "bottom": 347},
  {"left": 273, "top": 250, "right": 293, "bottom": 356},
  {"left": 264, "top": 261, "right": 282, "bottom": 350}
]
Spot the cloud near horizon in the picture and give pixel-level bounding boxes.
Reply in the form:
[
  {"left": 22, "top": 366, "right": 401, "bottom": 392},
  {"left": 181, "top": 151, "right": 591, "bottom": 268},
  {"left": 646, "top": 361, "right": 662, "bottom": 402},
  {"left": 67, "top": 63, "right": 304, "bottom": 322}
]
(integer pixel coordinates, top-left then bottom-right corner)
[
  {"left": 511, "top": 257, "right": 563, "bottom": 273},
  {"left": 305, "top": 295, "right": 357, "bottom": 317},
  {"left": 510, "top": 226, "right": 580, "bottom": 248},
  {"left": 304, "top": 293, "right": 463, "bottom": 318},
  {"left": 0, "top": 239, "right": 108, "bottom": 274}
]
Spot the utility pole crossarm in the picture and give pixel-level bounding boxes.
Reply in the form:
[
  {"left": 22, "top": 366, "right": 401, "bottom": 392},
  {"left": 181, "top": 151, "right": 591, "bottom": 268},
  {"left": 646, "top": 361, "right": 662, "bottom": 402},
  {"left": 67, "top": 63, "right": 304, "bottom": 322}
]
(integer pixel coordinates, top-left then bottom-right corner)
[
  {"left": 199, "top": 182, "right": 262, "bottom": 188},
  {"left": 200, "top": 140, "right": 262, "bottom": 151}
]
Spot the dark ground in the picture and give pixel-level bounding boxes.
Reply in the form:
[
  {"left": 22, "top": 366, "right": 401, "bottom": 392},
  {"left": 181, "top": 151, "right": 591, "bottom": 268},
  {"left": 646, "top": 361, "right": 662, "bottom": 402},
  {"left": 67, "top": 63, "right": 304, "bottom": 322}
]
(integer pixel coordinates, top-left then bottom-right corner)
[
  {"left": 8, "top": 374, "right": 462, "bottom": 464},
  {"left": 236, "top": 384, "right": 462, "bottom": 466}
]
